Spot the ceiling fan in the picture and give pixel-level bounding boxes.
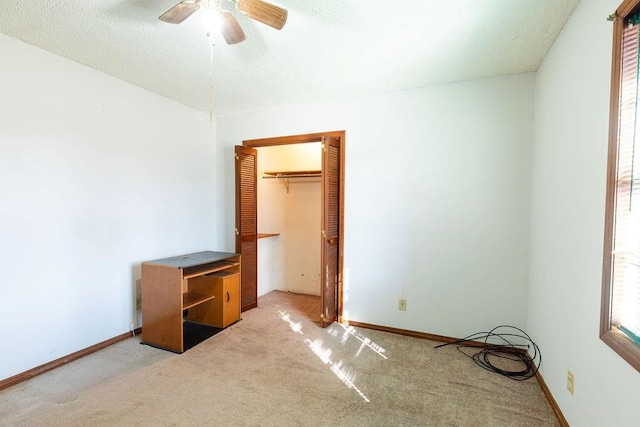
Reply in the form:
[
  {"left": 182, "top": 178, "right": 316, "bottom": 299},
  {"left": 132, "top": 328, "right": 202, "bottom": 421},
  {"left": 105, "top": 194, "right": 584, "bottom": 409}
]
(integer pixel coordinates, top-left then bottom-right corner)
[{"left": 159, "top": 0, "right": 288, "bottom": 45}]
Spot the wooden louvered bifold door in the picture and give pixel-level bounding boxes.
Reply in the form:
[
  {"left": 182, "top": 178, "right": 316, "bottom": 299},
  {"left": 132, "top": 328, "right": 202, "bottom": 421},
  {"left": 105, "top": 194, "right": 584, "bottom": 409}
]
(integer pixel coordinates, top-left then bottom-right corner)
[
  {"left": 235, "top": 145, "right": 258, "bottom": 312},
  {"left": 321, "top": 136, "right": 340, "bottom": 327}
]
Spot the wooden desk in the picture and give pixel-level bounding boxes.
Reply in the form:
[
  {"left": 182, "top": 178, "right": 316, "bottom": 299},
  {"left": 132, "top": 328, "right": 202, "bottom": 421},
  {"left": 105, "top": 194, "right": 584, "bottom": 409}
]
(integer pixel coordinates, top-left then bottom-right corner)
[{"left": 141, "top": 251, "right": 241, "bottom": 353}]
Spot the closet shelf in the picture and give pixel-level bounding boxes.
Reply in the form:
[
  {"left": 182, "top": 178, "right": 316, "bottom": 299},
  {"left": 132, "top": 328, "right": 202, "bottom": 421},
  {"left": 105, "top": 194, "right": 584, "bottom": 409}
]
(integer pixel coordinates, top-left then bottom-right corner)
[
  {"left": 258, "top": 233, "right": 280, "bottom": 239},
  {"left": 263, "top": 170, "right": 321, "bottom": 178},
  {"left": 262, "top": 170, "right": 321, "bottom": 193}
]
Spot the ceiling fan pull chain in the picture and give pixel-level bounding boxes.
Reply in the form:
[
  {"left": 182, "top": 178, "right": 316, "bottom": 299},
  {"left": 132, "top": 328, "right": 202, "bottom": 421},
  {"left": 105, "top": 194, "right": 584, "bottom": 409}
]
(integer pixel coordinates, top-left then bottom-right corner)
[{"left": 209, "top": 37, "right": 215, "bottom": 126}]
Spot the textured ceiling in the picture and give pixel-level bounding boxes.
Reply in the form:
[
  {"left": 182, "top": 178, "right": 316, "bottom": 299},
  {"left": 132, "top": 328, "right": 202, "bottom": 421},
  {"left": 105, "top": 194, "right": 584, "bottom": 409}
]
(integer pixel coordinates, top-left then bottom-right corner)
[{"left": 0, "top": 0, "right": 579, "bottom": 116}]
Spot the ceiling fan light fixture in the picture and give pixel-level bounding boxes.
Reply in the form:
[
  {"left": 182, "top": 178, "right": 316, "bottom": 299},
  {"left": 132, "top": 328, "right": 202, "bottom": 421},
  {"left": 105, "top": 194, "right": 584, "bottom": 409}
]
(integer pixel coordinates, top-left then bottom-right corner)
[
  {"left": 201, "top": 7, "right": 222, "bottom": 34},
  {"left": 159, "top": 0, "right": 286, "bottom": 44}
]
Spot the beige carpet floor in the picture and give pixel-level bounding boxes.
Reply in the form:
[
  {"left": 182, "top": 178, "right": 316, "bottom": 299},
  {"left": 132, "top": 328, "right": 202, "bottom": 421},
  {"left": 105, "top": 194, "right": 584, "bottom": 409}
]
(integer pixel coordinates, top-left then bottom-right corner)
[{"left": 0, "top": 291, "right": 559, "bottom": 426}]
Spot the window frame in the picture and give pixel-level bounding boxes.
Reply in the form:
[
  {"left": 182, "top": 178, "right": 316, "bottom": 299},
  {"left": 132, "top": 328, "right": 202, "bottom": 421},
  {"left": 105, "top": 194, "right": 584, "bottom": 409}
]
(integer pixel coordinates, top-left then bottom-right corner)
[{"left": 601, "top": 0, "right": 640, "bottom": 373}]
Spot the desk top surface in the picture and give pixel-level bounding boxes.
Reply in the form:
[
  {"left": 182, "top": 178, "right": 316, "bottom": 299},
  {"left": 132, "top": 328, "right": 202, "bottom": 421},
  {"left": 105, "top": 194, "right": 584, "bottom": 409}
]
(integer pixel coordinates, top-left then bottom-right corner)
[{"left": 143, "top": 251, "right": 239, "bottom": 268}]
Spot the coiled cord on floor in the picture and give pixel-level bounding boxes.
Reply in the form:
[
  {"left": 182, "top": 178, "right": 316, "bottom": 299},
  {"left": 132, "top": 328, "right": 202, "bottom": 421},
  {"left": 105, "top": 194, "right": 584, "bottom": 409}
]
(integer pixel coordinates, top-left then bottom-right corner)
[{"left": 434, "top": 325, "right": 541, "bottom": 381}]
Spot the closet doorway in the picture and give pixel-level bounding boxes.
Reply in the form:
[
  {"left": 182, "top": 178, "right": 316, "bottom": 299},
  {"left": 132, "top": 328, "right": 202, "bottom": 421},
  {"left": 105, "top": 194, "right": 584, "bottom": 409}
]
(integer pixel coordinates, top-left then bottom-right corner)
[{"left": 235, "top": 131, "right": 345, "bottom": 327}]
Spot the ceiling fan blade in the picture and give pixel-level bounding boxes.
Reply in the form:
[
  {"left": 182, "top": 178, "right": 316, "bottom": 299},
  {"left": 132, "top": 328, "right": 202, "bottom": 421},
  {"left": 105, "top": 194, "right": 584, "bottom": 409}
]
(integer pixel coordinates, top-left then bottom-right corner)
[
  {"left": 219, "top": 10, "right": 246, "bottom": 45},
  {"left": 236, "top": 0, "right": 288, "bottom": 30},
  {"left": 159, "top": 0, "right": 201, "bottom": 24}
]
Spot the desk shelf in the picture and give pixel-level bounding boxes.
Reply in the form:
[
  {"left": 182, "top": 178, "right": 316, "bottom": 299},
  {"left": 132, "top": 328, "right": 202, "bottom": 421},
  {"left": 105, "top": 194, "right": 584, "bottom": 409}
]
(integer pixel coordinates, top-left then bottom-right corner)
[
  {"left": 183, "top": 292, "right": 215, "bottom": 310},
  {"left": 183, "top": 261, "right": 240, "bottom": 279}
]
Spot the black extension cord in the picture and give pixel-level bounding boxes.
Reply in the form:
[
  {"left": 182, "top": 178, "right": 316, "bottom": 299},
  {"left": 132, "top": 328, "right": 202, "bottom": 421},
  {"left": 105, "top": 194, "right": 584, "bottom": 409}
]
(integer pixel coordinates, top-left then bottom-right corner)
[{"left": 434, "top": 325, "right": 541, "bottom": 381}]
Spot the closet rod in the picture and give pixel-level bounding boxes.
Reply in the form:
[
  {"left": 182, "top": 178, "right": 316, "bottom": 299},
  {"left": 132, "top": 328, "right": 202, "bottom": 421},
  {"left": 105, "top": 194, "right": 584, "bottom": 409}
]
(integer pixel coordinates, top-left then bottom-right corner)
[{"left": 262, "top": 171, "right": 321, "bottom": 193}]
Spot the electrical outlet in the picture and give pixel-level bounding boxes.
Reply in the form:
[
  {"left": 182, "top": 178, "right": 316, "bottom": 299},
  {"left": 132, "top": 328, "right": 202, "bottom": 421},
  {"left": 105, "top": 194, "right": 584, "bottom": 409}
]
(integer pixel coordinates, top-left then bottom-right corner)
[
  {"left": 567, "top": 370, "right": 575, "bottom": 395},
  {"left": 135, "top": 296, "right": 142, "bottom": 310},
  {"left": 398, "top": 298, "right": 407, "bottom": 311},
  {"left": 129, "top": 321, "right": 137, "bottom": 331}
]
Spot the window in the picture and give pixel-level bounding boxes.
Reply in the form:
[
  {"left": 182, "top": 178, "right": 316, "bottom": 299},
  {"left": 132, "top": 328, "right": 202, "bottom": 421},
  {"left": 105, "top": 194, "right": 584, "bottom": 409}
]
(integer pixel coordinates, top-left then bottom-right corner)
[{"left": 601, "top": 0, "right": 640, "bottom": 372}]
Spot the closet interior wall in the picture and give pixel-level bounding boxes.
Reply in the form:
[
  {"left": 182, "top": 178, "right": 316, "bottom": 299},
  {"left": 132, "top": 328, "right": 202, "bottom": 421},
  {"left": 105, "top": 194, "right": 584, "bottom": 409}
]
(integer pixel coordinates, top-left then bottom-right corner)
[{"left": 257, "top": 143, "right": 322, "bottom": 297}]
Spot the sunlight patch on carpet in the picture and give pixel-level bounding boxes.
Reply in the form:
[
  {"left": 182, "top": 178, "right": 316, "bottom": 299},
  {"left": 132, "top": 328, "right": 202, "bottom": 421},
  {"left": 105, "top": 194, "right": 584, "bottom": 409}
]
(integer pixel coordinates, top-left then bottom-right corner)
[
  {"left": 305, "top": 338, "right": 370, "bottom": 403},
  {"left": 333, "top": 323, "right": 388, "bottom": 360},
  {"left": 278, "top": 310, "right": 304, "bottom": 334},
  {"left": 277, "top": 309, "right": 371, "bottom": 402}
]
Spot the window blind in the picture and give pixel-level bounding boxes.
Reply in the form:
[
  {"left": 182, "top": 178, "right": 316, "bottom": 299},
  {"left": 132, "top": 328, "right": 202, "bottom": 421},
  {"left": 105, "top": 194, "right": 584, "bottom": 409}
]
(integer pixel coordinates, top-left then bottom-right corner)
[{"left": 611, "top": 17, "right": 640, "bottom": 341}]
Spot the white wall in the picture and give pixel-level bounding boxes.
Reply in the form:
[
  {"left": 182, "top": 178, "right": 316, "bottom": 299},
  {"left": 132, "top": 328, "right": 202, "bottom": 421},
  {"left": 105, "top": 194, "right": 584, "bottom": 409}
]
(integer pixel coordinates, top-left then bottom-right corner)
[
  {"left": 529, "top": 1, "right": 640, "bottom": 425},
  {"left": 256, "top": 146, "right": 286, "bottom": 296},
  {"left": 217, "top": 73, "right": 535, "bottom": 338},
  {"left": 282, "top": 174, "right": 321, "bottom": 295},
  {"left": 0, "top": 34, "right": 216, "bottom": 381},
  {"left": 257, "top": 144, "right": 321, "bottom": 296}
]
